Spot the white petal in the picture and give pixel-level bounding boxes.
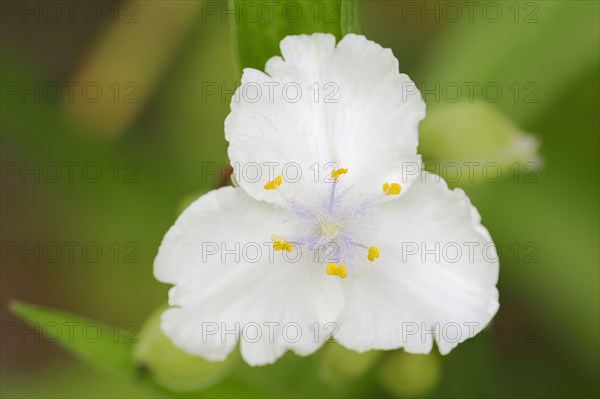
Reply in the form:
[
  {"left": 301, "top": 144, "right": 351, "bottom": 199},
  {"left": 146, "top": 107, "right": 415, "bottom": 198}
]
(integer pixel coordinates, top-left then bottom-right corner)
[
  {"left": 154, "top": 187, "right": 344, "bottom": 365},
  {"left": 334, "top": 173, "right": 499, "bottom": 355},
  {"left": 225, "top": 33, "right": 425, "bottom": 204}
]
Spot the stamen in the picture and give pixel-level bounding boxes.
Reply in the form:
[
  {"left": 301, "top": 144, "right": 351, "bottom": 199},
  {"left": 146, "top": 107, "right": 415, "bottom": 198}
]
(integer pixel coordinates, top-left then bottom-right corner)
[
  {"left": 329, "top": 168, "right": 347, "bottom": 214},
  {"left": 264, "top": 175, "right": 283, "bottom": 190},
  {"left": 328, "top": 179, "right": 338, "bottom": 214},
  {"left": 325, "top": 262, "right": 347, "bottom": 279},
  {"left": 331, "top": 168, "right": 348, "bottom": 180},
  {"left": 367, "top": 246, "right": 380, "bottom": 262},
  {"left": 383, "top": 182, "right": 401, "bottom": 196},
  {"left": 273, "top": 239, "right": 293, "bottom": 252}
]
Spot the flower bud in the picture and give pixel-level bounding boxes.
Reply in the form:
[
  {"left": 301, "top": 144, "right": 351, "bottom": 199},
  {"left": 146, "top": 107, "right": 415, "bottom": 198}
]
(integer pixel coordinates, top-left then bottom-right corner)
[
  {"left": 319, "top": 343, "right": 382, "bottom": 383},
  {"left": 378, "top": 351, "right": 441, "bottom": 397},
  {"left": 134, "top": 306, "right": 237, "bottom": 392},
  {"left": 420, "top": 101, "right": 541, "bottom": 184}
]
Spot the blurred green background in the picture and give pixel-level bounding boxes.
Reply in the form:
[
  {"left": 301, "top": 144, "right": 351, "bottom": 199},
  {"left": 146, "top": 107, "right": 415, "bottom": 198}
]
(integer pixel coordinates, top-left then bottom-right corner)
[{"left": 1, "top": 0, "right": 598, "bottom": 397}]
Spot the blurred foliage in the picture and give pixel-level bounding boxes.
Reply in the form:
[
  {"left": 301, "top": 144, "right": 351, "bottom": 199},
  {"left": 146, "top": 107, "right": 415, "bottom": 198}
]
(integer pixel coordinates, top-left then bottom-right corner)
[{"left": 1, "top": 0, "right": 598, "bottom": 398}]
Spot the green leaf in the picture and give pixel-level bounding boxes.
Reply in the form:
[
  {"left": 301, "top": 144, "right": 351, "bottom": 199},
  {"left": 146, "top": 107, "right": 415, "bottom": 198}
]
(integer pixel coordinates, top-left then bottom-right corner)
[
  {"left": 230, "top": 0, "right": 360, "bottom": 74},
  {"left": 10, "top": 301, "right": 135, "bottom": 374}
]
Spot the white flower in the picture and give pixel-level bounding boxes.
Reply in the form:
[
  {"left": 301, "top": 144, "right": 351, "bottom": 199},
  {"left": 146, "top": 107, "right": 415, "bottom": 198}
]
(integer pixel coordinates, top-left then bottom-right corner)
[{"left": 154, "top": 33, "right": 499, "bottom": 366}]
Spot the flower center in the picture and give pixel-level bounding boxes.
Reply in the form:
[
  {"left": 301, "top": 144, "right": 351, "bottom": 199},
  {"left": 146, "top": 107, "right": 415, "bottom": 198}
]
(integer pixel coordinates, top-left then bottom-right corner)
[
  {"left": 263, "top": 168, "right": 401, "bottom": 279},
  {"left": 321, "top": 221, "right": 340, "bottom": 237}
]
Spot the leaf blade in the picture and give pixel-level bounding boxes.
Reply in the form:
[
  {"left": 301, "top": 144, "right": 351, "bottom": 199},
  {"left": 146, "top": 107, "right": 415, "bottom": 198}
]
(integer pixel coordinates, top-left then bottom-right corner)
[
  {"left": 341, "top": 0, "right": 361, "bottom": 36},
  {"left": 10, "top": 301, "right": 135, "bottom": 374},
  {"left": 230, "top": 0, "right": 349, "bottom": 73}
]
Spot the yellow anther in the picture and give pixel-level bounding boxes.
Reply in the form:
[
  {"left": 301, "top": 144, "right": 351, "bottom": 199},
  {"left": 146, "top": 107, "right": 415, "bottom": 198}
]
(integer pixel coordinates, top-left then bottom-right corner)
[
  {"left": 326, "top": 262, "right": 338, "bottom": 275},
  {"left": 263, "top": 175, "right": 282, "bottom": 190},
  {"left": 367, "top": 246, "right": 380, "bottom": 262},
  {"left": 325, "top": 263, "right": 346, "bottom": 279},
  {"left": 383, "top": 182, "right": 401, "bottom": 196},
  {"left": 331, "top": 168, "right": 348, "bottom": 180},
  {"left": 273, "top": 240, "right": 293, "bottom": 252}
]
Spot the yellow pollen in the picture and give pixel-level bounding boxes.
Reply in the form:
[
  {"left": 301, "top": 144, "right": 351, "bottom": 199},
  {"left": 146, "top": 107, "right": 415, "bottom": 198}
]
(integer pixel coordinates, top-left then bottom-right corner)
[
  {"left": 326, "top": 262, "right": 337, "bottom": 275},
  {"left": 321, "top": 222, "right": 339, "bottom": 236},
  {"left": 331, "top": 168, "right": 348, "bottom": 180},
  {"left": 264, "top": 175, "right": 282, "bottom": 190},
  {"left": 383, "top": 182, "right": 401, "bottom": 196},
  {"left": 367, "top": 246, "right": 380, "bottom": 262},
  {"left": 273, "top": 240, "right": 293, "bottom": 252},
  {"left": 325, "top": 263, "right": 347, "bottom": 279}
]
